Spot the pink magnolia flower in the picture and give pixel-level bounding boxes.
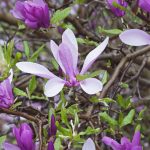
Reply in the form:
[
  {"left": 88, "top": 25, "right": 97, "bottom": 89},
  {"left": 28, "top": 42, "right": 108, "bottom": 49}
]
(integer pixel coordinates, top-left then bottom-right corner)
[
  {"left": 102, "top": 131, "right": 142, "bottom": 150},
  {"left": 119, "top": 29, "right": 150, "bottom": 46},
  {"left": 16, "top": 29, "right": 109, "bottom": 97},
  {"left": 11, "top": 0, "right": 50, "bottom": 29},
  {"left": 82, "top": 138, "right": 96, "bottom": 150},
  {"left": 138, "top": 0, "right": 150, "bottom": 13}
]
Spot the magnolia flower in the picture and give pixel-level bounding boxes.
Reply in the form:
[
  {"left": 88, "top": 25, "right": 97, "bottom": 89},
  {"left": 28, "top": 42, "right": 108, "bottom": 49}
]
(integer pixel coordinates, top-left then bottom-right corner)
[
  {"left": 107, "top": 0, "right": 128, "bottom": 17},
  {"left": 102, "top": 131, "right": 142, "bottom": 150},
  {"left": 16, "top": 29, "right": 109, "bottom": 97},
  {"left": 3, "top": 123, "right": 35, "bottom": 150},
  {"left": 82, "top": 138, "right": 96, "bottom": 150},
  {"left": 138, "top": 0, "right": 150, "bottom": 13},
  {"left": 119, "top": 29, "right": 150, "bottom": 46},
  {"left": 11, "top": 0, "right": 50, "bottom": 29},
  {"left": 0, "top": 71, "right": 14, "bottom": 108}
]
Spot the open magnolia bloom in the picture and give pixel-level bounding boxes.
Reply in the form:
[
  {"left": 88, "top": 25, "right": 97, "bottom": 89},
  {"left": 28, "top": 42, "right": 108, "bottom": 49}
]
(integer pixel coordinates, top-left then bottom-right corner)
[
  {"left": 16, "top": 29, "right": 109, "bottom": 97},
  {"left": 119, "top": 29, "right": 150, "bottom": 46},
  {"left": 82, "top": 138, "right": 96, "bottom": 150}
]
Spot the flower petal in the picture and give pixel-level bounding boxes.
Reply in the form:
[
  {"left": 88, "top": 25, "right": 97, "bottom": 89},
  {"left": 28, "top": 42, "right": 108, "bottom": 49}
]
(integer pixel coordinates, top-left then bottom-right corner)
[
  {"left": 80, "top": 37, "right": 109, "bottom": 74},
  {"left": 58, "top": 43, "right": 75, "bottom": 78},
  {"left": 3, "top": 142, "right": 20, "bottom": 150},
  {"left": 50, "top": 40, "right": 66, "bottom": 73},
  {"left": 62, "top": 28, "right": 78, "bottom": 72},
  {"left": 102, "top": 136, "right": 121, "bottom": 150},
  {"left": 16, "top": 62, "right": 55, "bottom": 79},
  {"left": 80, "top": 78, "right": 103, "bottom": 94},
  {"left": 44, "top": 78, "right": 65, "bottom": 97},
  {"left": 132, "top": 131, "right": 141, "bottom": 146},
  {"left": 119, "top": 29, "right": 150, "bottom": 46},
  {"left": 82, "top": 138, "right": 95, "bottom": 150}
]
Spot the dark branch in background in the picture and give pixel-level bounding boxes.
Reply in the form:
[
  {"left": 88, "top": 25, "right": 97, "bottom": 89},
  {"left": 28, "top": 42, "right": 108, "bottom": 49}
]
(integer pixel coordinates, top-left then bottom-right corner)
[{"left": 100, "top": 46, "right": 150, "bottom": 98}]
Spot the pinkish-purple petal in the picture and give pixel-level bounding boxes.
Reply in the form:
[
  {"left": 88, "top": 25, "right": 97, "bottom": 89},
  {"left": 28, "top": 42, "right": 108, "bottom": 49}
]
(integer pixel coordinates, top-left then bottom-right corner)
[
  {"left": 132, "top": 131, "right": 141, "bottom": 146},
  {"left": 58, "top": 43, "right": 75, "bottom": 78},
  {"left": 132, "top": 146, "right": 143, "bottom": 150},
  {"left": 44, "top": 78, "right": 65, "bottom": 97},
  {"left": 102, "top": 136, "right": 122, "bottom": 150},
  {"left": 62, "top": 29, "right": 78, "bottom": 72},
  {"left": 50, "top": 40, "right": 66, "bottom": 74},
  {"left": 16, "top": 62, "right": 55, "bottom": 79},
  {"left": 80, "top": 78, "right": 103, "bottom": 94},
  {"left": 80, "top": 37, "right": 109, "bottom": 75},
  {"left": 119, "top": 29, "right": 150, "bottom": 46}
]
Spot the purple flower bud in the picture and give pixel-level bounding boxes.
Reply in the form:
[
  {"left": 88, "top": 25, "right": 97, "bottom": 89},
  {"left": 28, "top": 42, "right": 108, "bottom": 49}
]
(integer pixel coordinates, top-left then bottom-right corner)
[
  {"left": 11, "top": 0, "right": 50, "bottom": 29},
  {"left": 138, "top": 0, "right": 150, "bottom": 13},
  {"left": 48, "top": 114, "right": 57, "bottom": 137},
  {"left": 0, "top": 78, "right": 14, "bottom": 108},
  {"left": 102, "top": 131, "right": 142, "bottom": 150},
  {"left": 107, "top": 0, "right": 128, "bottom": 17},
  {"left": 47, "top": 141, "right": 54, "bottom": 150},
  {"left": 13, "top": 123, "right": 35, "bottom": 150}
]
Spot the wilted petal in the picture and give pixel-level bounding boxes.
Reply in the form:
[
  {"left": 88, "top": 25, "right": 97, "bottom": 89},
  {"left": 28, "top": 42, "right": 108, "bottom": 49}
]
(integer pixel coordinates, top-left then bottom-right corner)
[
  {"left": 44, "top": 78, "right": 65, "bottom": 97},
  {"left": 80, "top": 78, "right": 103, "bottom": 94},
  {"left": 62, "top": 29, "right": 78, "bottom": 71},
  {"left": 102, "top": 136, "right": 121, "bottom": 150},
  {"left": 132, "top": 131, "right": 141, "bottom": 146},
  {"left": 80, "top": 37, "right": 109, "bottom": 74},
  {"left": 50, "top": 40, "right": 66, "bottom": 74},
  {"left": 82, "top": 138, "right": 95, "bottom": 150},
  {"left": 119, "top": 29, "right": 150, "bottom": 46},
  {"left": 47, "top": 141, "right": 54, "bottom": 150},
  {"left": 16, "top": 62, "right": 55, "bottom": 79},
  {"left": 3, "top": 142, "right": 20, "bottom": 150}
]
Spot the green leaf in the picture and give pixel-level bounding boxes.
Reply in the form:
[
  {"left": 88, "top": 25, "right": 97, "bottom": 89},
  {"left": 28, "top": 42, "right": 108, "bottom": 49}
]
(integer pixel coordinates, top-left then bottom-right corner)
[
  {"left": 29, "top": 76, "right": 37, "bottom": 95},
  {"left": 4, "top": 40, "right": 14, "bottom": 65},
  {"left": 13, "top": 87, "right": 27, "bottom": 97},
  {"left": 30, "top": 44, "right": 45, "bottom": 62},
  {"left": 54, "top": 138, "right": 61, "bottom": 150},
  {"left": 74, "top": 0, "right": 85, "bottom": 4},
  {"left": 77, "top": 38, "right": 98, "bottom": 46},
  {"left": 23, "top": 41, "right": 30, "bottom": 59},
  {"left": 120, "top": 82, "right": 129, "bottom": 89},
  {"left": 120, "top": 109, "right": 135, "bottom": 127},
  {"left": 51, "top": 7, "right": 71, "bottom": 25},
  {"left": 61, "top": 108, "right": 70, "bottom": 127},
  {"left": 99, "top": 112, "right": 118, "bottom": 126},
  {"left": 98, "top": 26, "right": 122, "bottom": 35},
  {"left": 10, "top": 101, "right": 22, "bottom": 110},
  {"left": 0, "top": 135, "right": 6, "bottom": 146},
  {"left": 76, "top": 70, "right": 102, "bottom": 81},
  {"left": 56, "top": 121, "right": 72, "bottom": 137},
  {"left": 79, "top": 127, "right": 100, "bottom": 136},
  {"left": 51, "top": 58, "right": 59, "bottom": 70}
]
